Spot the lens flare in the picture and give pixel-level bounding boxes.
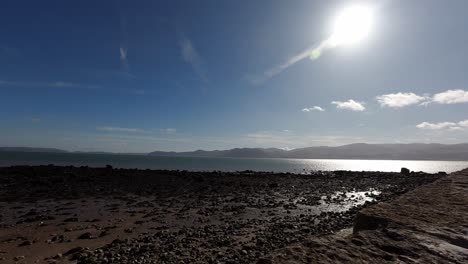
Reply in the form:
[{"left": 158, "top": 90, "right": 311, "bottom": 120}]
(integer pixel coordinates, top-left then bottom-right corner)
[
  {"left": 255, "top": 4, "right": 376, "bottom": 83},
  {"left": 310, "top": 49, "right": 322, "bottom": 60}
]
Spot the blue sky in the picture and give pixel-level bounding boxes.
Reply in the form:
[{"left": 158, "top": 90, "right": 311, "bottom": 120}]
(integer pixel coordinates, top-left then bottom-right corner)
[{"left": 1, "top": 0, "right": 468, "bottom": 152}]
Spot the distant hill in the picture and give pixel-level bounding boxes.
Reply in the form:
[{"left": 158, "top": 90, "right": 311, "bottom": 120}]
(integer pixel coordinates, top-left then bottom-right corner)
[
  {"left": 149, "top": 143, "right": 468, "bottom": 161},
  {"left": 0, "top": 148, "right": 146, "bottom": 155},
  {"left": 0, "top": 147, "right": 68, "bottom": 153},
  {"left": 150, "top": 148, "right": 288, "bottom": 158},
  {"left": 2, "top": 143, "right": 468, "bottom": 160}
]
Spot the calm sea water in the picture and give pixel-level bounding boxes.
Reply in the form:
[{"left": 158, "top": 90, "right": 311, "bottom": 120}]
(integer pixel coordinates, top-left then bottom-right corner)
[{"left": 0, "top": 151, "right": 467, "bottom": 173}]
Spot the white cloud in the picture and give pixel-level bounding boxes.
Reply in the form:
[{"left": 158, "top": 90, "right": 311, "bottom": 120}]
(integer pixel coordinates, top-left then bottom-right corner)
[
  {"left": 449, "top": 126, "right": 463, "bottom": 131},
  {"left": 97, "top": 126, "right": 146, "bottom": 133},
  {"left": 458, "top": 120, "right": 468, "bottom": 128},
  {"left": 376, "top": 92, "right": 428, "bottom": 108},
  {"left": 302, "top": 106, "right": 325, "bottom": 112},
  {"left": 279, "top": 147, "right": 293, "bottom": 151},
  {"left": 432, "top": 89, "right": 468, "bottom": 104},
  {"left": 331, "top": 100, "right": 365, "bottom": 111},
  {"left": 416, "top": 122, "right": 457, "bottom": 130},
  {"left": 416, "top": 119, "right": 468, "bottom": 131},
  {"left": 180, "top": 36, "right": 208, "bottom": 82}
]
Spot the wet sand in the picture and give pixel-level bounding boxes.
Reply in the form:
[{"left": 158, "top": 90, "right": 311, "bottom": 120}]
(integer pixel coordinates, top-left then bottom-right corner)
[{"left": 0, "top": 165, "right": 443, "bottom": 263}]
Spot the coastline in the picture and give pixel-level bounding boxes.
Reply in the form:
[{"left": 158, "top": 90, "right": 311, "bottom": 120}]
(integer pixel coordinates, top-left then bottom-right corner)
[
  {"left": 0, "top": 165, "right": 446, "bottom": 263},
  {"left": 2, "top": 152, "right": 468, "bottom": 173}
]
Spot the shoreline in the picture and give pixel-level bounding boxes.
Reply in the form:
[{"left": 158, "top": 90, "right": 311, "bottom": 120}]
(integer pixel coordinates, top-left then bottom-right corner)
[
  {"left": 0, "top": 166, "right": 446, "bottom": 263},
  {"left": 2, "top": 154, "right": 468, "bottom": 174},
  {"left": 3, "top": 149, "right": 468, "bottom": 161}
]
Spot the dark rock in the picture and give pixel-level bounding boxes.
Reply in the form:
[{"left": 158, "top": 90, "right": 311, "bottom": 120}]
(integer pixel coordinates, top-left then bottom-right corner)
[
  {"left": 257, "top": 258, "right": 272, "bottom": 264},
  {"left": 63, "top": 246, "right": 83, "bottom": 256},
  {"left": 18, "top": 240, "right": 32, "bottom": 247},
  {"left": 13, "top": 256, "right": 25, "bottom": 261},
  {"left": 77, "top": 232, "right": 93, "bottom": 239},
  {"left": 99, "top": 231, "right": 108, "bottom": 237},
  {"left": 268, "top": 183, "right": 279, "bottom": 188}
]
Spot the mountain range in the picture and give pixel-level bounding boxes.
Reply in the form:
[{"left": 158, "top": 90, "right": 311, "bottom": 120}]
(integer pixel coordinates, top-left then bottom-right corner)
[
  {"left": 2, "top": 143, "right": 468, "bottom": 161},
  {"left": 151, "top": 143, "right": 468, "bottom": 161}
]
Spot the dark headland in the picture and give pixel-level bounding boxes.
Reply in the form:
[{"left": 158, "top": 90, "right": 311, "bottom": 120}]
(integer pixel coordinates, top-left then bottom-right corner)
[{"left": 0, "top": 165, "right": 466, "bottom": 263}]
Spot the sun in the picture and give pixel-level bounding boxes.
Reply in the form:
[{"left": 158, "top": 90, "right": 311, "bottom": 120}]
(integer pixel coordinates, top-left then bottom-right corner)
[{"left": 329, "top": 5, "right": 374, "bottom": 46}]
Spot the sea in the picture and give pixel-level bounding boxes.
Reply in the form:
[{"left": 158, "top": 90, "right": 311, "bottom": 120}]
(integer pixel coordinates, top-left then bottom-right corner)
[{"left": 1, "top": 151, "right": 467, "bottom": 173}]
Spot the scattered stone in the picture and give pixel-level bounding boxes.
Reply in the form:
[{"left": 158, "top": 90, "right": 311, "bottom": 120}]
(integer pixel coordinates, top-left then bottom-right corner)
[{"left": 13, "top": 256, "right": 25, "bottom": 261}]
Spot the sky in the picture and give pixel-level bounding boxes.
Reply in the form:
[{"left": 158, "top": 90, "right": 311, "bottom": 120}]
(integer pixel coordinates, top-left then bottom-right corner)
[{"left": 1, "top": 0, "right": 468, "bottom": 152}]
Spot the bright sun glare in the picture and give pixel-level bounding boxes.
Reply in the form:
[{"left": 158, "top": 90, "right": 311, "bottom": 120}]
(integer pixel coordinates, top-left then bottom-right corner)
[{"left": 329, "top": 5, "right": 374, "bottom": 46}]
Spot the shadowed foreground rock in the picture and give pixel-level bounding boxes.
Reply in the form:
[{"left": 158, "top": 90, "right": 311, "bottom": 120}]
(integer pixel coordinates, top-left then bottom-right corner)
[{"left": 264, "top": 169, "right": 468, "bottom": 263}]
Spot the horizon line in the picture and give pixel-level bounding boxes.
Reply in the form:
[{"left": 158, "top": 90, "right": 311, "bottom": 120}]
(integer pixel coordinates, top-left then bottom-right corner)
[{"left": 1, "top": 142, "right": 467, "bottom": 154}]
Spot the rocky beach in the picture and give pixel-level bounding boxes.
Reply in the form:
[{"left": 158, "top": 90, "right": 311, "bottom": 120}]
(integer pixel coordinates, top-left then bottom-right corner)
[
  {"left": 0, "top": 165, "right": 453, "bottom": 263},
  {"left": 264, "top": 168, "right": 468, "bottom": 263}
]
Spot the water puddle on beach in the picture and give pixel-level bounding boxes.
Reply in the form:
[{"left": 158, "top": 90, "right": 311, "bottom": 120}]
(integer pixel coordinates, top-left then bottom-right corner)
[{"left": 289, "top": 189, "right": 381, "bottom": 216}]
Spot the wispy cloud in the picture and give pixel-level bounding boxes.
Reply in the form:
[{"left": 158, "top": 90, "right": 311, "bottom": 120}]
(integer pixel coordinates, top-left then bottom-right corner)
[
  {"left": 97, "top": 126, "right": 178, "bottom": 135},
  {"left": 0, "top": 80, "right": 100, "bottom": 89},
  {"left": 302, "top": 106, "right": 325, "bottom": 112},
  {"left": 431, "top": 89, "right": 468, "bottom": 104},
  {"left": 118, "top": 13, "right": 131, "bottom": 75},
  {"left": 120, "top": 46, "right": 129, "bottom": 72},
  {"left": 331, "top": 100, "right": 366, "bottom": 111},
  {"left": 376, "top": 92, "right": 428, "bottom": 108},
  {"left": 243, "top": 130, "right": 366, "bottom": 149},
  {"left": 0, "top": 44, "right": 20, "bottom": 57},
  {"left": 159, "top": 128, "right": 177, "bottom": 134},
  {"left": 180, "top": 35, "right": 208, "bottom": 82},
  {"left": 416, "top": 120, "right": 468, "bottom": 131},
  {"left": 97, "top": 126, "right": 147, "bottom": 133}
]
